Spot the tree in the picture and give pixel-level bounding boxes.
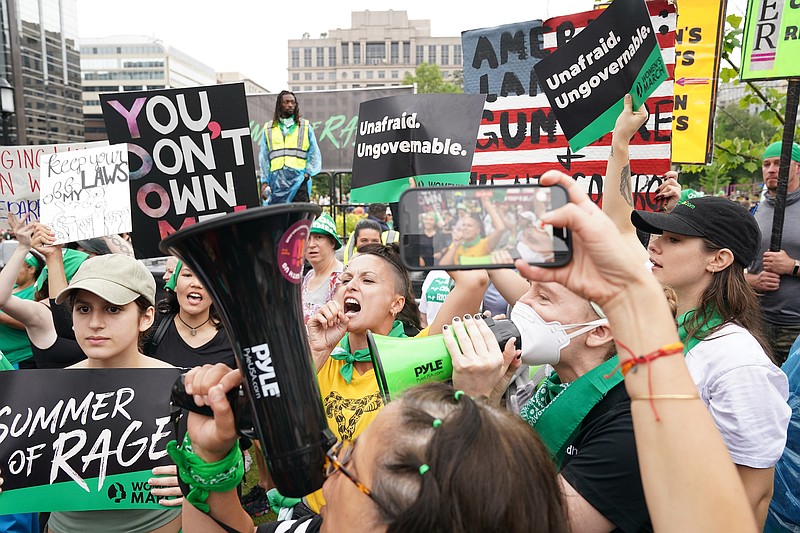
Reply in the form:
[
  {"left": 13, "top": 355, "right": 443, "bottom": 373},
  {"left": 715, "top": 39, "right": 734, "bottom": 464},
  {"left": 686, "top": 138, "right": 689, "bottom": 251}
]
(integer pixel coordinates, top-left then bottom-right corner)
[{"left": 402, "top": 63, "right": 463, "bottom": 94}]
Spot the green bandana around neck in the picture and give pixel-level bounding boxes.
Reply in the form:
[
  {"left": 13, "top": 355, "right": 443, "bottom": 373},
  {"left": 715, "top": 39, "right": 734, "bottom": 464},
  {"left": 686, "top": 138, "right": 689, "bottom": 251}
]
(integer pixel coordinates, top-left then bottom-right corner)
[
  {"left": 520, "top": 356, "right": 623, "bottom": 468},
  {"left": 677, "top": 309, "right": 724, "bottom": 353},
  {"left": 330, "top": 320, "right": 406, "bottom": 383}
]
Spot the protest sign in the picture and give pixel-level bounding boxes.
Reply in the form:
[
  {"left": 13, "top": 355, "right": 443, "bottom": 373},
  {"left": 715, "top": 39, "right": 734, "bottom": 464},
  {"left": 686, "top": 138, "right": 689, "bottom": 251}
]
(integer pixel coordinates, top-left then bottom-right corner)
[
  {"left": 462, "top": 1, "right": 675, "bottom": 211},
  {"left": 671, "top": 0, "right": 727, "bottom": 164},
  {"left": 39, "top": 144, "right": 132, "bottom": 244},
  {"left": 247, "top": 86, "right": 414, "bottom": 173},
  {"left": 533, "top": 0, "right": 668, "bottom": 151},
  {"left": 741, "top": 0, "right": 800, "bottom": 81},
  {"left": 350, "top": 94, "right": 486, "bottom": 203},
  {"left": 0, "top": 368, "right": 182, "bottom": 513},
  {"left": 0, "top": 142, "right": 108, "bottom": 230},
  {"left": 101, "top": 83, "right": 259, "bottom": 258}
]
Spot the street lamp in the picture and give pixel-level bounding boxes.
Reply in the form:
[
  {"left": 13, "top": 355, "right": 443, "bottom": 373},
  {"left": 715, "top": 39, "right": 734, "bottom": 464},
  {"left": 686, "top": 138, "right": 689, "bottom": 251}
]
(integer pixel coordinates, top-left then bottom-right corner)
[{"left": 0, "top": 78, "right": 15, "bottom": 146}]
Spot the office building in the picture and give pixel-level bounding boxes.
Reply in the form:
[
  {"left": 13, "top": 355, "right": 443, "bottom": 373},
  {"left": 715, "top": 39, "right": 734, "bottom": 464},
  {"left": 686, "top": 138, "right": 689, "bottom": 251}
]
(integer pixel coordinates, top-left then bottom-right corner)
[
  {"left": 216, "top": 71, "right": 269, "bottom": 94},
  {"left": 287, "top": 10, "right": 462, "bottom": 92},
  {"left": 80, "top": 36, "right": 218, "bottom": 140},
  {"left": 0, "top": 0, "right": 83, "bottom": 145}
]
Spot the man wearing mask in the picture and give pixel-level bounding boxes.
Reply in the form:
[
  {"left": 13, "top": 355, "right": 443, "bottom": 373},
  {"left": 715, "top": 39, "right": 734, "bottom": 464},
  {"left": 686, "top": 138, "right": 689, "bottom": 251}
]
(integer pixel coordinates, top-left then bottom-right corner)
[
  {"left": 746, "top": 141, "right": 800, "bottom": 365},
  {"left": 259, "top": 91, "right": 322, "bottom": 205},
  {"left": 453, "top": 269, "right": 657, "bottom": 533}
]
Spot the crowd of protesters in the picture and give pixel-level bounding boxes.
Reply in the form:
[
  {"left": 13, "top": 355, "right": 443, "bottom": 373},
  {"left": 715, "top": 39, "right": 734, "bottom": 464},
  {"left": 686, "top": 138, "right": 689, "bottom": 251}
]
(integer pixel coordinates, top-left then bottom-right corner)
[{"left": 0, "top": 102, "right": 798, "bottom": 533}]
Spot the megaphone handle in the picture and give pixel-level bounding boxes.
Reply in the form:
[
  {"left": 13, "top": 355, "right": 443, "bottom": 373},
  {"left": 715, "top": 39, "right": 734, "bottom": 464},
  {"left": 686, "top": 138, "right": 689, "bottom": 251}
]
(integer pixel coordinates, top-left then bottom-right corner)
[{"left": 171, "top": 373, "right": 241, "bottom": 418}]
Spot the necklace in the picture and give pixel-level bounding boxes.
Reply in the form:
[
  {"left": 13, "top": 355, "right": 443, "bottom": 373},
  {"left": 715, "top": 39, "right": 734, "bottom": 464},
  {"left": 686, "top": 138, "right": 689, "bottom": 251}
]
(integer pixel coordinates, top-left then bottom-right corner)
[{"left": 177, "top": 314, "right": 211, "bottom": 336}]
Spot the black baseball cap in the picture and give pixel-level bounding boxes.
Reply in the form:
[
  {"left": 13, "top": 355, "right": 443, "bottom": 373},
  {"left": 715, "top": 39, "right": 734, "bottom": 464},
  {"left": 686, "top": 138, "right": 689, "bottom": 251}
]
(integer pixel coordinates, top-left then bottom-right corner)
[{"left": 630, "top": 196, "right": 761, "bottom": 266}]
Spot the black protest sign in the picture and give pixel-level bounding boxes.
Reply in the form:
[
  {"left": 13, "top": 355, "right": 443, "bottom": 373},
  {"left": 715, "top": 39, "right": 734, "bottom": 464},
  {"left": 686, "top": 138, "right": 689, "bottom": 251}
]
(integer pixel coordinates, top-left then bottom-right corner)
[
  {"left": 0, "top": 368, "right": 182, "bottom": 513},
  {"left": 350, "top": 94, "right": 486, "bottom": 203},
  {"left": 101, "top": 83, "right": 260, "bottom": 258},
  {"left": 533, "top": 0, "right": 668, "bottom": 151}
]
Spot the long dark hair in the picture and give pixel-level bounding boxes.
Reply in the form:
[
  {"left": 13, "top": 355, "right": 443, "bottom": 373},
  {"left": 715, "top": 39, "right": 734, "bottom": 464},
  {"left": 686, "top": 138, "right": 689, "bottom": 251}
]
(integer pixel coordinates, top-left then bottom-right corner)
[
  {"left": 683, "top": 239, "right": 773, "bottom": 362},
  {"left": 372, "top": 383, "right": 568, "bottom": 533},
  {"left": 272, "top": 90, "right": 300, "bottom": 123},
  {"left": 356, "top": 243, "right": 422, "bottom": 333}
]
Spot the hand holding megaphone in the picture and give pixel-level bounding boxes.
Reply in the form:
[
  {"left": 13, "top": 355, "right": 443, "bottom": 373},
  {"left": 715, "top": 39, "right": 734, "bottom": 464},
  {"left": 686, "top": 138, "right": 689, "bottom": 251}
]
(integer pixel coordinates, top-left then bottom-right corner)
[{"left": 443, "top": 314, "right": 521, "bottom": 404}]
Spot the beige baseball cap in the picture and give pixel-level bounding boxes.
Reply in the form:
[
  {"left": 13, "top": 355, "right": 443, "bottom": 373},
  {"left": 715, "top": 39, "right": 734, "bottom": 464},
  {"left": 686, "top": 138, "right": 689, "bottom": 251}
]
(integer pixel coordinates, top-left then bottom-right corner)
[{"left": 55, "top": 254, "right": 156, "bottom": 306}]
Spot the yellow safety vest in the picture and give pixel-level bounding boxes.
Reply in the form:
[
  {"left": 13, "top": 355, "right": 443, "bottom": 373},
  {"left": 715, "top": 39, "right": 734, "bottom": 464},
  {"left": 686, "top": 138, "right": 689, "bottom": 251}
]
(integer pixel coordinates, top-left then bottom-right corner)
[{"left": 265, "top": 119, "right": 311, "bottom": 172}]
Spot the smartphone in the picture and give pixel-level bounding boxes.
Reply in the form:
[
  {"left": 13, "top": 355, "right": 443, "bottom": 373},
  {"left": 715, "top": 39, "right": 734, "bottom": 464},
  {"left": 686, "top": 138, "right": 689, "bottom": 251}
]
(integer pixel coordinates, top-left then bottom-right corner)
[{"left": 398, "top": 184, "right": 571, "bottom": 271}]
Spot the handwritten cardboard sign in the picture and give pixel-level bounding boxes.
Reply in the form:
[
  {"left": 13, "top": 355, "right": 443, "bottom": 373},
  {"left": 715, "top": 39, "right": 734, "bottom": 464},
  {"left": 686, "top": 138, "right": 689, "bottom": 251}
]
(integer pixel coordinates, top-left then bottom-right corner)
[
  {"left": 0, "top": 368, "right": 182, "bottom": 513},
  {"left": 40, "top": 144, "right": 132, "bottom": 244},
  {"left": 0, "top": 142, "right": 109, "bottom": 230}
]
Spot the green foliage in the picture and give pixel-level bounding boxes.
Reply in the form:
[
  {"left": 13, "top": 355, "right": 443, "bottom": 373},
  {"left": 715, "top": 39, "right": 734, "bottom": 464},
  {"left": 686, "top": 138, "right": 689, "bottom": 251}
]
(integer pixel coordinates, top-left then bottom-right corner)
[
  {"left": 402, "top": 63, "right": 463, "bottom": 94},
  {"left": 336, "top": 212, "right": 365, "bottom": 239},
  {"left": 679, "top": 14, "right": 800, "bottom": 193}
]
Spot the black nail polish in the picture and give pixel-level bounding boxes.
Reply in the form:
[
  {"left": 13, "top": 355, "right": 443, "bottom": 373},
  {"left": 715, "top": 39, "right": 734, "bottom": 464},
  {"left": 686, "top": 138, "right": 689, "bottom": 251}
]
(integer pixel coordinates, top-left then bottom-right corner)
[
  {"left": 453, "top": 316, "right": 461, "bottom": 322},
  {"left": 463, "top": 314, "right": 471, "bottom": 320}
]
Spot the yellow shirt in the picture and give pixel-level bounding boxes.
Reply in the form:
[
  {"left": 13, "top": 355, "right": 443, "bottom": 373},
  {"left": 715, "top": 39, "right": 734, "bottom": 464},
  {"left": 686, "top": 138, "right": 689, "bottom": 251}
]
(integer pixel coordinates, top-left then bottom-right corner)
[
  {"left": 453, "top": 237, "right": 491, "bottom": 265},
  {"left": 306, "top": 357, "right": 384, "bottom": 512}
]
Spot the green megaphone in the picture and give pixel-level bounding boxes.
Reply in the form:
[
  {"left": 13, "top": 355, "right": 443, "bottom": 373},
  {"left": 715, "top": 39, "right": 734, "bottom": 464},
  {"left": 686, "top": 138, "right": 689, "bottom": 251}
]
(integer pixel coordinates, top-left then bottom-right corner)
[{"left": 367, "top": 316, "right": 522, "bottom": 402}]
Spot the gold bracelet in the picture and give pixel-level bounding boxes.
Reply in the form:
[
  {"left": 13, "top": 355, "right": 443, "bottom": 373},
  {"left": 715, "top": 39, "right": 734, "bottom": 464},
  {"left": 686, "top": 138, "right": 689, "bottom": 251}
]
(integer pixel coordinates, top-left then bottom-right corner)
[{"left": 630, "top": 394, "right": 700, "bottom": 401}]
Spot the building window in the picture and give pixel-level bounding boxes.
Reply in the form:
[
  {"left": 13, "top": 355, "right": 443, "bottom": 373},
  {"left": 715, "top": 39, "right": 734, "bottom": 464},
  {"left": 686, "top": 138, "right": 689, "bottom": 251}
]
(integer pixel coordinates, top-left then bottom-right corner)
[
  {"left": 304, "top": 48, "right": 312, "bottom": 67},
  {"left": 342, "top": 72, "right": 347, "bottom": 79},
  {"left": 328, "top": 72, "right": 336, "bottom": 80},
  {"left": 353, "top": 71, "right": 360, "bottom": 79},
  {"left": 416, "top": 45, "right": 424, "bottom": 65},
  {"left": 391, "top": 70, "right": 399, "bottom": 79},
  {"left": 292, "top": 86, "right": 300, "bottom": 91},
  {"left": 304, "top": 85, "right": 312, "bottom": 91},
  {"left": 391, "top": 42, "right": 399, "bottom": 64},
  {"left": 329, "top": 46, "right": 336, "bottom": 66},
  {"left": 378, "top": 71, "right": 385, "bottom": 79},
  {"left": 366, "top": 71, "right": 373, "bottom": 79},
  {"left": 329, "top": 85, "right": 336, "bottom": 90},
  {"left": 304, "top": 72, "right": 312, "bottom": 80},
  {"left": 291, "top": 48, "right": 300, "bottom": 68},
  {"left": 316, "top": 72, "right": 324, "bottom": 80},
  {"left": 317, "top": 85, "right": 325, "bottom": 90},
  {"left": 428, "top": 46, "right": 436, "bottom": 64},
  {"left": 353, "top": 44, "right": 361, "bottom": 65},
  {"left": 292, "top": 73, "right": 300, "bottom": 81},
  {"left": 341, "top": 43, "right": 349, "bottom": 65},
  {"left": 404, "top": 42, "right": 411, "bottom": 64},
  {"left": 317, "top": 47, "right": 325, "bottom": 67},
  {"left": 454, "top": 45, "right": 462, "bottom": 66},
  {"left": 366, "top": 42, "right": 385, "bottom": 65},
  {"left": 441, "top": 45, "right": 449, "bottom": 66}
]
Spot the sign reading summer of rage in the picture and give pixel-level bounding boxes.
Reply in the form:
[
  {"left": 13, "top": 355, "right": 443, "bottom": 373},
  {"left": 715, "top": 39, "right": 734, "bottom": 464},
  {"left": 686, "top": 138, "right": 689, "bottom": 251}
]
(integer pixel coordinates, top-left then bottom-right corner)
[
  {"left": 100, "top": 83, "right": 259, "bottom": 258},
  {"left": 39, "top": 144, "right": 132, "bottom": 244},
  {"left": 0, "top": 368, "right": 182, "bottom": 513},
  {"left": 533, "top": 0, "right": 668, "bottom": 151},
  {"left": 350, "top": 94, "right": 486, "bottom": 203},
  {"left": 0, "top": 142, "right": 109, "bottom": 231}
]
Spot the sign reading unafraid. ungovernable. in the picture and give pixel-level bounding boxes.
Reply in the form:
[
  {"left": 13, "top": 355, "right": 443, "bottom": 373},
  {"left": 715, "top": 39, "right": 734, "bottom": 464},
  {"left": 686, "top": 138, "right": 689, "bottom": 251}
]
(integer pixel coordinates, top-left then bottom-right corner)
[
  {"left": 350, "top": 94, "right": 486, "bottom": 203},
  {"left": 534, "top": 0, "right": 668, "bottom": 151},
  {"left": 101, "top": 83, "right": 260, "bottom": 258},
  {"left": 39, "top": 144, "right": 132, "bottom": 244},
  {"left": 0, "top": 368, "right": 182, "bottom": 513}
]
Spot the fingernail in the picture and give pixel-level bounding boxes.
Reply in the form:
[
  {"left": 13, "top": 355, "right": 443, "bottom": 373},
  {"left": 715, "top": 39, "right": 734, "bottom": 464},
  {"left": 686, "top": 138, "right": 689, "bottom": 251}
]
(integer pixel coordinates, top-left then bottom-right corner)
[
  {"left": 463, "top": 314, "right": 471, "bottom": 320},
  {"left": 209, "top": 386, "right": 224, "bottom": 401},
  {"left": 442, "top": 325, "right": 449, "bottom": 331},
  {"left": 453, "top": 316, "right": 461, "bottom": 322},
  {"left": 473, "top": 313, "right": 482, "bottom": 320},
  {"left": 148, "top": 478, "right": 155, "bottom": 484},
  {"left": 516, "top": 354, "right": 522, "bottom": 360}
]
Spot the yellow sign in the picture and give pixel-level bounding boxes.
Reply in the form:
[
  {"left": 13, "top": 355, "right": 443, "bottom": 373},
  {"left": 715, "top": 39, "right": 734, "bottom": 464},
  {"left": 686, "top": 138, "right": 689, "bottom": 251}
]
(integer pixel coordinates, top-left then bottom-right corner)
[{"left": 672, "top": 0, "right": 728, "bottom": 165}]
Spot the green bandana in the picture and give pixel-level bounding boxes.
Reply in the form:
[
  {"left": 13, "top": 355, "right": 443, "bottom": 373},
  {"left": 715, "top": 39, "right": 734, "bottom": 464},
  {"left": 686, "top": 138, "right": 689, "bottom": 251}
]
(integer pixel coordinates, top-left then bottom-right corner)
[
  {"left": 677, "top": 309, "right": 724, "bottom": 353},
  {"left": 35, "top": 249, "right": 90, "bottom": 292},
  {"left": 330, "top": 320, "right": 406, "bottom": 383},
  {"left": 520, "top": 356, "right": 623, "bottom": 468},
  {"left": 165, "top": 260, "right": 183, "bottom": 291}
]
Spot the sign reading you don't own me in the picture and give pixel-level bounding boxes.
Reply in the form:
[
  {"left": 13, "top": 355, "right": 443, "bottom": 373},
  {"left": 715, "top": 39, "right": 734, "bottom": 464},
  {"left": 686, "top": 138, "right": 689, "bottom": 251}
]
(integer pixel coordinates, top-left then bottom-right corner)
[
  {"left": 0, "top": 368, "right": 181, "bottom": 513},
  {"left": 101, "top": 83, "right": 260, "bottom": 258}
]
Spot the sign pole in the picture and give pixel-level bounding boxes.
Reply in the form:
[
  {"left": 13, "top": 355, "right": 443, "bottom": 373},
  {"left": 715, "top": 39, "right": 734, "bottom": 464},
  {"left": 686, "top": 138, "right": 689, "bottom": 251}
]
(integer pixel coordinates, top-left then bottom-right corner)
[{"left": 769, "top": 78, "right": 800, "bottom": 252}]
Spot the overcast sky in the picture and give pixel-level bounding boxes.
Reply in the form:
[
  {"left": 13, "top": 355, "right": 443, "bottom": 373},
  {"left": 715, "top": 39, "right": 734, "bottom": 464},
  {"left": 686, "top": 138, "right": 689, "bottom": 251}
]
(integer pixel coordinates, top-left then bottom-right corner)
[{"left": 75, "top": 0, "right": 749, "bottom": 92}]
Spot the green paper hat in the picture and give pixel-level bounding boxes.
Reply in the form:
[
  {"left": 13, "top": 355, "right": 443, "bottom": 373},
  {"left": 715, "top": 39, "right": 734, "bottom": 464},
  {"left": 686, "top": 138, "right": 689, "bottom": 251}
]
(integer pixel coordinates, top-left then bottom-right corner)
[
  {"left": 34, "top": 249, "right": 90, "bottom": 292},
  {"left": 762, "top": 141, "right": 800, "bottom": 162},
  {"left": 310, "top": 213, "right": 343, "bottom": 250},
  {"left": 164, "top": 260, "right": 183, "bottom": 292}
]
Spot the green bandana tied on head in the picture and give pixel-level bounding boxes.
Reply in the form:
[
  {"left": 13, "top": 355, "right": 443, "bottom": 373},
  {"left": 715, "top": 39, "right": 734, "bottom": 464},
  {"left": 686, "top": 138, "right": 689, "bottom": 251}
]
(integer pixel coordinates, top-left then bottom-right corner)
[
  {"left": 762, "top": 141, "right": 800, "bottom": 162},
  {"left": 165, "top": 260, "right": 183, "bottom": 292},
  {"left": 330, "top": 320, "right": 406, "bottom": 383},
  {"left": 35, "top": 249, "right": 90, "bottom": 293}
]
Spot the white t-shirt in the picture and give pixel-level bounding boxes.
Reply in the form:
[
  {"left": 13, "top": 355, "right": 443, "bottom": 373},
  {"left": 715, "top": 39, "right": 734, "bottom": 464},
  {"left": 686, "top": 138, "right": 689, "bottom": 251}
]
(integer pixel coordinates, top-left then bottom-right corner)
[
  {"left": 419, "top": 270, "right": 451, "bottom": 326},
  {"left": 684, "top": 323, "right": 790, "bottom": 468}
]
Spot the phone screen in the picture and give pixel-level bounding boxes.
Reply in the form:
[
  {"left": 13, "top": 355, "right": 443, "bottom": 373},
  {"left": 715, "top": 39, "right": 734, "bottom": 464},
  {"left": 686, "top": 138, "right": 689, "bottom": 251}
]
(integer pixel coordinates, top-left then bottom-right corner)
[{"left": 398, "top": 184, "right": 571, "bottom": 271}]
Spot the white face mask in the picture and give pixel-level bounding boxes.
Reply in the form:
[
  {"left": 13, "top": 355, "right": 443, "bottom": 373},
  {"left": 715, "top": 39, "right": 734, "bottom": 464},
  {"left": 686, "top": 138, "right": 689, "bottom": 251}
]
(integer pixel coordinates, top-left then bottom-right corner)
[{"left": 510, "top": 301, "right": 609, "bottom": 366}]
